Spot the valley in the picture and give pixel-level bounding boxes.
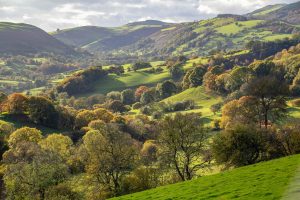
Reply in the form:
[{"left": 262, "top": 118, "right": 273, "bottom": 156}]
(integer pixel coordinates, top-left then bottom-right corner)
[{"left": 0, "top": 1, "right": 300, "bottom": 200}]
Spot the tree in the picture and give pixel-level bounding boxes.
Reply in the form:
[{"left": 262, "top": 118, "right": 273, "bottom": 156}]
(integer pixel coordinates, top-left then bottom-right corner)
[
  {"left": 27, "top": 96, "right": 59, "bottom": 128},
  {"left": 158, "top": 113, "right": 210, "bottom": 181},
  {"left": 140, "top": 89, "right": 156, "bottom": 105},
  {"left": 132, "top": 62, "right": 152, "bottom": 71},
  {"left": 5, "top": 93, "right": 28, "bottom": 114},
  {"left": 156, "top": 80, "right": 177, "bottom": 99},
  {"left": 39, "top": 134, "right": 73, "bottom": 160},
  {"left": 225, "top": 66, "right": 253, "bottom": 92},
  {"left": 188, "top": 66, "right": 207, "bottom": 87},
  {"left": 82, "top": 124, "right": 138, "bottom": 196},
  {"left": 121, "top": 89, "right": 135, "bottom": 105},
  {"left": 7, "top": 127, "right": 43, "bottom": 148},
  {"left": 221, "top": 96, "right": 261, "bottom": 129},
  {"left": 107, "top": 91, "right": 121, "bottom": 101},
  {"left": 242, "top": 76, "right": 288, "bottom": 128},
  {"left": 135, "top": 86, "right": 149, "bottom": 101},
  {"left": 169, "top": 64, "right": 184, "bottom": 80},
  {"left": 107, "top": 100, "right": 127, "bottom": 113},
  {"left": 75, "top": 110, "right": 97, "bottom": 129},
  {"left": 94, "top": 108, "right": 114, "bottom": 122},
  {"left": 3, "top": 127, "right": 69, "bottom": 199},
  {"left": 212, "top": 125, "right": 265, "bottom": 167}
]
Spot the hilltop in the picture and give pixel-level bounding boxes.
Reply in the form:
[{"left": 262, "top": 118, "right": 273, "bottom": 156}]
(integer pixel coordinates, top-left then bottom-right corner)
[
  {"left": 112, "top": 154, "right": 300, "bottom": 200},
  {"left": 0, "top": 22, "right": 76, "bottom": 55}
]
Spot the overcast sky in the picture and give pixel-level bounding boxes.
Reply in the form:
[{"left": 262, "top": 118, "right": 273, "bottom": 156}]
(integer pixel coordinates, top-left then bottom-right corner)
[{"left": 0, "top": 0, "right": 298, "bottom": 31}]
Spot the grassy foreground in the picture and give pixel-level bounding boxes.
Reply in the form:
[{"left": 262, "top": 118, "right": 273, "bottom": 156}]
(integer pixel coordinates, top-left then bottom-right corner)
[{"left": 112, "top": 154, "right": 300, "bottom": 200}]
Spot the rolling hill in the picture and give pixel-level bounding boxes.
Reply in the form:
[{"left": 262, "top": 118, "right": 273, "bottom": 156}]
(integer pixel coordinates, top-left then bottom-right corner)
[
  {"left": 112, "top": 154, "right": 300, "bottom": 200},
  {"left": 52, "top": 1, "right": 300, "bottom": 57},
  {"left": 53, "top": 20, "right": 171, "bottom": 52},
  {"left": 248, "top": 1, "right": 300, "bottom": 25},
  {"left": 0, "top": 22, "right": 76, "bottom": 55}
]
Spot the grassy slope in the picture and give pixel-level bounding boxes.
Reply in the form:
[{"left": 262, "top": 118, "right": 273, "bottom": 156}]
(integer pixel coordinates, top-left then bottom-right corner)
[
  {"left": 162, "top": 87, "right": 222, "bottom": 120},
  {"left": 76, "top": 58, "right": 207, "bottom": 96},
  {"left": 112, "top": 154, "right": 300, "bottom": 200}
]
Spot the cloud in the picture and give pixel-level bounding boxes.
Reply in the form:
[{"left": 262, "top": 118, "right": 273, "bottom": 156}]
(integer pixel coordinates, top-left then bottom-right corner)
[{"left": 0, "top": 0, "right": 298, "bottom": 31}]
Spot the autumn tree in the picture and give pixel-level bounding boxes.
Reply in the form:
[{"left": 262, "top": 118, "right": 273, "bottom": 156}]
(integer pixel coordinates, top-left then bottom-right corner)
[
  {"left": 3, "top": 127, "right": 70, "bottom": 199},
  {"left": 135, "top": 86, "right": 149, "bottom": 101},
  {"left": 158, "top": 113, "right": 210, "bottom": 181},
  {"left": 82, "top": 124, "right": 138, "bottom": 196},
  {"left": 5, "top": 93, "right": 28, "bottom": 114}
]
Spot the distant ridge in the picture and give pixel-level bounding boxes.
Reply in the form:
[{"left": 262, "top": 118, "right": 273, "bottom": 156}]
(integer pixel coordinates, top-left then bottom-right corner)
[{"left": 0, "top": 22, "right": 76, "bottom": 55}]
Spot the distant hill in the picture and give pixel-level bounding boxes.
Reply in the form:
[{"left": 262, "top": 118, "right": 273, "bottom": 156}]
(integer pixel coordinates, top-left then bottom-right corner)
[
  {"left": 52, "top": 1, "right": 300, "bottom": 57},
  {"left": 248, "top": 1, "right": 300, "bottom": 24},
  {"left": 53, "top": 20, "right": 171, "bottom": 52},
  {"left": 0, "top": 22, "right": 76, "bottom": 55}
]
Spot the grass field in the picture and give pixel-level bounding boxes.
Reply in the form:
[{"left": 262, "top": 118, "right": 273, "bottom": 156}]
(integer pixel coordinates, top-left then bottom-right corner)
[
  {"left": 112, "top": 154, "right": 300, "bottom": 200},
  {"left": 215, "top": 20, "right": 263, "bottom": 35},
  {"left": 162, "top": 87, "right": 222, "bottom": 121}
]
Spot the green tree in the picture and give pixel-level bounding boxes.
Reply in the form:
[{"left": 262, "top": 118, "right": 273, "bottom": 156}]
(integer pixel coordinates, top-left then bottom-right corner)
[
  {"left": 242, "top": 76, "right": 288, "bottom": 128},
  {"left": 188, "top": 66, "right": 207, "bottom": 87},
  {"left": 212, "top": 125, "right": 265, "bottom": 167},
  {"left": 121, "top": 89, "right": 135, "bottom": 105},
  {"left": 156, "top": 80, "right": 177, "bottom": 99},
  {"left": 169, "top": 64, "right": 184, "bottom": 80},
  {"left": 82, "top": 124, "right": 137, "bottom": 196},
  {"left": 27, "top": 96, "right": 59, "bottom": 128},
  {"left": 158, "top": 113, "right": 210, "bottom": 181},
  {"left": 3, "top": 127, "right": 69, "bottom": 199}
]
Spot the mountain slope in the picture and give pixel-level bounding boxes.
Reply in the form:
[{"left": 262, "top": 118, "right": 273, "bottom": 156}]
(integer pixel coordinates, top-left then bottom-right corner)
[
  {"left": 52, "top": 1, "right": 300, "bottom": 57},
  {"left": 53, "top": 20, "right": 171, "bottom": 51},
  {"left": 248, "top": 1, "right": 300, "bottom": 24},
  {"left": 0, "top": 22, "right": 76, "bottom": 55},
  {"left": 112, "top": 154, "right": 300, "bottom": 200}
]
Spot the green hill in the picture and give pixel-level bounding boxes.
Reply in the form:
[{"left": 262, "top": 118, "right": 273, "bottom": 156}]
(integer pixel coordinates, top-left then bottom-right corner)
[
  {"left": 162, "top": 87, "right": 222, "bottom": 119},
  {"left": 52, "top": 1, "right": 300, "bottom": 58},
  {"left": 112, "top": 154, "right": 300, "bottom": 200},
  {"left": 53, "top": 20, "right": 171, "bottom": 52},
  {"left": 0, "top": 22, "right": 76, "bottom": 55}
]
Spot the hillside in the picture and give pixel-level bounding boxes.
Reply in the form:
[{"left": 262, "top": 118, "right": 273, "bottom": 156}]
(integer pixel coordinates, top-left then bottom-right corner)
[
  {"left": 52, "top": 1, "right": 300, "bottom": 57},
  {"left": 112, "top": 154, "right": 300, "bottom": 200},
  {"left": 248, "top": 1, "right": 300, "bottom": 25},
  {"left": 0, "top": 22, "right": 76, "bottom": 55},
  {"left": 53, "top": 20, "right": 171, "bottom": 52}
]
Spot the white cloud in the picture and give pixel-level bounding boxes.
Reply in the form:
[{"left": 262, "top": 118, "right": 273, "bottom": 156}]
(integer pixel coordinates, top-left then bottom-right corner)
[{"left": 0, "top": 0, "right": 298, "bottom": 31}]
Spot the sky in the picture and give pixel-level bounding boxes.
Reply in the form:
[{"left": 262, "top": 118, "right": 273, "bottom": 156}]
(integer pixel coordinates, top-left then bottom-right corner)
[{"left": 0, "top": 0, "right": 298, "bottom": 31}]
